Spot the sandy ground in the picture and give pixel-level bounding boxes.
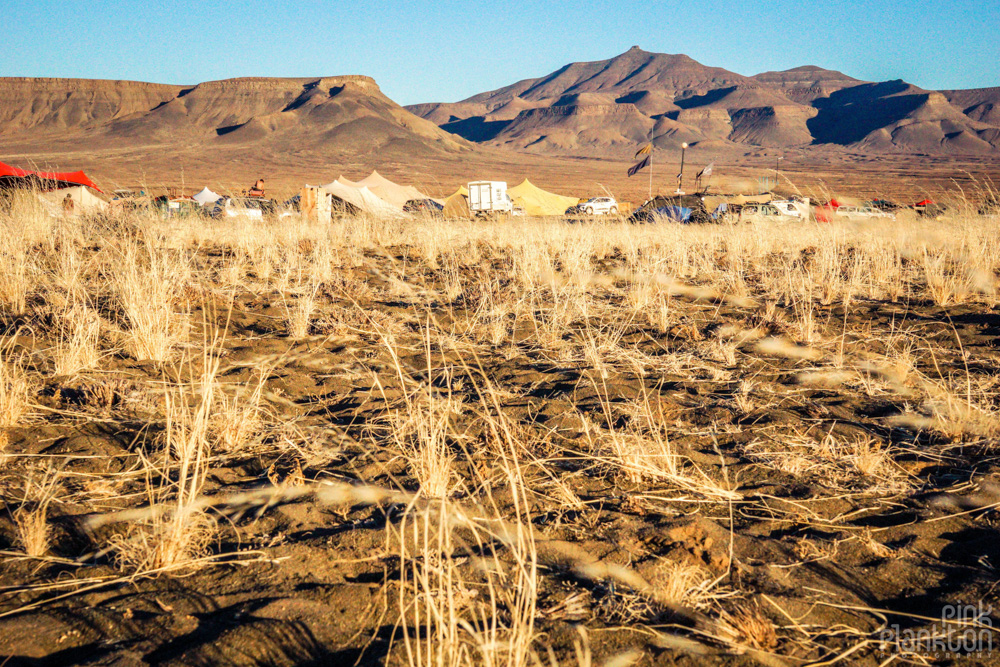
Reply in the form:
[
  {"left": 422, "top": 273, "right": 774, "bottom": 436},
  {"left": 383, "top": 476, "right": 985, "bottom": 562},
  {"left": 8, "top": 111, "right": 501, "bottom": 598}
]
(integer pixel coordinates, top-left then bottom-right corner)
[{"left": 1, "top": 209, "right": 999, "bottom": 665}]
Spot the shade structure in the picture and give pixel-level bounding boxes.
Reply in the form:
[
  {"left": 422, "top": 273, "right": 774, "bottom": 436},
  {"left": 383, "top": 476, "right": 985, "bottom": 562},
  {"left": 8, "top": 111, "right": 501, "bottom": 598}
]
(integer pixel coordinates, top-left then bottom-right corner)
[
  {"left": 192, "top": 187, "right": 222, "bottom": 206},
  {"left": 507, "top": 179, "right": 578, "bottom": 216},
  {"left": 0, "top": 161, "right": 101, "bottom": 191},
  {"left": 322, "top": 179, "right": 405, "bottom": 219},
  {"left": 355, "top": 170, "right": 429, "bottom": 208}
]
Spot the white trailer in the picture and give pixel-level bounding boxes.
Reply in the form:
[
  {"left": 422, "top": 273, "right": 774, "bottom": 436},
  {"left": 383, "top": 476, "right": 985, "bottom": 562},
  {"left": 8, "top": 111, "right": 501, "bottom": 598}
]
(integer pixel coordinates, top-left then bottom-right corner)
[{"left": 468, "top": 181, "right": 515, "bottom": 215}]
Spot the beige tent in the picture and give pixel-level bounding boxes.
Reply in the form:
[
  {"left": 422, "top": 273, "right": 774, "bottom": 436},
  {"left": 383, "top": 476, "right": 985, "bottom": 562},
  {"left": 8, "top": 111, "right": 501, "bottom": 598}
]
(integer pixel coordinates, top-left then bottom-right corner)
[
  {"left": 336, "top": 175, "right": 364, "bottom": 188},
  {"left": 356, "top": 170, "right": 428, "bottom": 208},
  {"left": 507, "top": 179, "right": 579, "bottom": 217},
  {"left": 40, "top": 186, "right": 107, "bottom": 216},
  {"left": 441, "top": 186, "right": 470, "bottom": 218},
  {"left": 322, "top": 179, "right": 405, "bottom": 219}
]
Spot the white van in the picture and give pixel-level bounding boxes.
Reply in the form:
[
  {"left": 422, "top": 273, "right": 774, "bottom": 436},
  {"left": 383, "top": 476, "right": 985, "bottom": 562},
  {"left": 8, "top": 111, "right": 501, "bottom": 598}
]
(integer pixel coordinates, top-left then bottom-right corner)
[{"left": 468, "top": 181, "right": 523, "bottom": 216}]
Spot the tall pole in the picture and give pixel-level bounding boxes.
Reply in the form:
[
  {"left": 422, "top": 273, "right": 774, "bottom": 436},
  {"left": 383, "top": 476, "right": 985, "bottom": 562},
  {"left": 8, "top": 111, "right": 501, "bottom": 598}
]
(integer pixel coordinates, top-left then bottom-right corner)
[
  {"left": 774, "top": 156, "right": 783, "bottom": 192},
  {"left": 648, "top": 127, "right": 653, "bottom": 200},
  {"left": 677, "top": 142, "right": 688, "bottom": 195}
]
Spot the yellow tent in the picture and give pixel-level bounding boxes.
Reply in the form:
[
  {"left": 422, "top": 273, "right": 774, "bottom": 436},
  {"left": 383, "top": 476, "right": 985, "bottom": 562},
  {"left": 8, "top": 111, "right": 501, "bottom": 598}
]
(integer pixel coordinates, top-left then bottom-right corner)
[
  {"left": 441, "top": 186, "right": 470, "bottom": 218},
  {"left": 507, "top": 179, "right": 579, "bottom": 217}
]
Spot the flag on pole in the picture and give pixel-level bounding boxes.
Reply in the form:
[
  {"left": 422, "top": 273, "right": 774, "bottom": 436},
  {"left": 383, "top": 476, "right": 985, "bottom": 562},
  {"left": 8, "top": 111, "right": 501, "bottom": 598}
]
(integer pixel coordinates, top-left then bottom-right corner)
[
  {"left": 634, "top": 144, "right": 652, "bottom": 158},
  {"left": 628, "top": 155, "right": 650, "bottom": 178},
  {"left": 696, "top": 161, "right": 714, "bottom": 179}
]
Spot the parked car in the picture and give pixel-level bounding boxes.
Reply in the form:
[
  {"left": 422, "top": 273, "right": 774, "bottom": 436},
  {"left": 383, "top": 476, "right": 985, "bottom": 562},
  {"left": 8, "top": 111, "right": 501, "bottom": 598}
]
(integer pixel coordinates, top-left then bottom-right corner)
[
  {"left": 403, "top": 198, "right": 444, "bottom": 214},
  {"left": 834, "top": 205, "right": 895, "bottom": 221},
  {"left": 770, "top": 198, "right": 811, "bottom": 219},
  {"left": 576, "top": 197, "right": 619, "bottom": 215},
  {"left": 627, "top": 195, "right": 711, "bottom": 224},
  {"left": 736, "top": 203, "right": 799, "bottom": 223},
  {"left": 210, "top": 197, "right": 278, "bottom": 220}
]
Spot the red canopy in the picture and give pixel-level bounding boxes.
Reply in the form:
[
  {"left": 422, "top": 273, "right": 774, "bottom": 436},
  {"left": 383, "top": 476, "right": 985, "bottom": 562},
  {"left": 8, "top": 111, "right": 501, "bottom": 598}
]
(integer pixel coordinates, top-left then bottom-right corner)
[
  {"left": 0, "top": 161, "right": 101, "bottom": 192},
  {"left": 915, "top": 199, "right": 935, "bottom": 206}
]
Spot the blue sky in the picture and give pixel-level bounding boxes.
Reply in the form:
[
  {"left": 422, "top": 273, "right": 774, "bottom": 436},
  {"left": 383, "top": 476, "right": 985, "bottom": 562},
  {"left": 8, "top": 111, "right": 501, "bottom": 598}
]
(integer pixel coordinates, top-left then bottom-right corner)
[{"left": 2, "top": 0, "right": 997, "bottom": 105}]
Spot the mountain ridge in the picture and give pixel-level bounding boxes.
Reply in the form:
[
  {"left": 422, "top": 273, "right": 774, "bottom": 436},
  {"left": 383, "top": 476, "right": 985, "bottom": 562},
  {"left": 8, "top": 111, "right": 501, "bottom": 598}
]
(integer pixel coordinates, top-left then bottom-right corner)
[
  {"left": 0, "top": 74, "right": 470, "bottom": 161},
  {"left": 406, "top": 47, "right": 1000, "bottom": 157}
]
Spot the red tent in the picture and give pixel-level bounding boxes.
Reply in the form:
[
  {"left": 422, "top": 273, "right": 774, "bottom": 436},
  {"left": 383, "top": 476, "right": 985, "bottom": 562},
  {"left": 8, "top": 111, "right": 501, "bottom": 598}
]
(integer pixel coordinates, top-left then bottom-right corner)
[
  {"left": 915, "top": 199, "right": 935, "bottom": 206},
  {"left": 0, "top": 161, "right": 101, "bottom": 192}
]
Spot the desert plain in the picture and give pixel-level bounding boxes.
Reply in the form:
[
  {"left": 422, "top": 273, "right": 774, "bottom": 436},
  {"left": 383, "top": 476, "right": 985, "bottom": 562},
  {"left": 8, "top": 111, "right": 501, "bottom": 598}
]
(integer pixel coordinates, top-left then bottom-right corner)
[{"left": 2, "top": 48, "right": 1000, "bottom": 667}]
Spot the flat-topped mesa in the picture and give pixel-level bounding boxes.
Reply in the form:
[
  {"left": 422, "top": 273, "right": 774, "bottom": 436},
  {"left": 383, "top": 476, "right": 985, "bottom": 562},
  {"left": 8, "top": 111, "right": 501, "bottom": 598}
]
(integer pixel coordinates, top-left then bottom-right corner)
[
  {"left": 0, "top": 74, "right": 396, "bottom": 139},
  {"left": 0, "top": 77, "right": 184, "bottom": 134},
  {"left": 188, "top": 75, "right": 380, "bottom": 92},
  {"left": 317, "top": 75, "right": 379, "bottom": 90},
  {"left": 0, "top": 72, "right": 470, "bottom": 158},
  {"left": 0, "top": 76, "right": 183, "bottom": 91}
]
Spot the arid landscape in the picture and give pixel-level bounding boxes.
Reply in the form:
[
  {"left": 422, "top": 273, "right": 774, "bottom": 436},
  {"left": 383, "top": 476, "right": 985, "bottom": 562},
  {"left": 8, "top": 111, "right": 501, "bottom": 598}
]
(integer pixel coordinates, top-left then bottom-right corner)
[
  {"left": 2, "top": 193, "right": 1000, "bottom": 665},
  {"left": 2, "top": 49, "right": 999, "bottom": 203},
  {"left": 2, "top": 42, "right": 1000, "bottom": 667}
]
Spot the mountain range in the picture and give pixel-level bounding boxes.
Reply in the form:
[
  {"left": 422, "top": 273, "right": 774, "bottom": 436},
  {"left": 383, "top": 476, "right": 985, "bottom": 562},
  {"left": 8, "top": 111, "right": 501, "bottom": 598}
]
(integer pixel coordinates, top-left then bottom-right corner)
[
  {"left": 406, "top": 46, "right": 1000, "bottom": 157},
  {"left": 1, "top": 47, "right": 997, "bottom": 194},
  {"left": 0, "top": 74, "right": 469, "bottom": 162}
]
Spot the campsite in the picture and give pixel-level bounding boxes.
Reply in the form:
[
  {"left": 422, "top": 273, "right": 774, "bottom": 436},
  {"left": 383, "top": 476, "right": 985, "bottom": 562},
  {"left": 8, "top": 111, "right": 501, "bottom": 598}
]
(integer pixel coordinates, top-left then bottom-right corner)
[
  {"left": 3, "top": 142, "right": 1000, "bottom": 666},
  {"left": 2, "top": 6, "right": 1000, "bottom": 662}
]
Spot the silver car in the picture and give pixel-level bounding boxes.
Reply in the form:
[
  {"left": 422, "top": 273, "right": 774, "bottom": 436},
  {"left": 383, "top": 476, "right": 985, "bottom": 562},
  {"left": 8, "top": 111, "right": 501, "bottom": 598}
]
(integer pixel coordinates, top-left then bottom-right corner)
[{"left": 579, "top": 197, "right": 619, "bottom": 215}]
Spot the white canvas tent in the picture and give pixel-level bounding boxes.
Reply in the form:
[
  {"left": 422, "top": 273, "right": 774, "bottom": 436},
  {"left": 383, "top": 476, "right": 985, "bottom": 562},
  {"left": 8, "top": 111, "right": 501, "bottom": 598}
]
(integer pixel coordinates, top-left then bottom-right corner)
[
  {"left": 355, "top": 170, "right": 429, "bottom": 208},
  {"left": 322, "top": 179, "right": 405, "bottom": 219},
  {"left": 39, "top": 186, "right": 107, "bottom": 217},
  {"left": 192, "top": 187, "right": 222, "bottom": 206}
]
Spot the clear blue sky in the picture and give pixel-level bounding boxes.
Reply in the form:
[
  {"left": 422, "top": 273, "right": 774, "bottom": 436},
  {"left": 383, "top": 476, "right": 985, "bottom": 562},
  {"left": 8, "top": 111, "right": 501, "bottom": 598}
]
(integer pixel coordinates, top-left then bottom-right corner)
[{"left": 2, "top": 0, "right": 997, "bottom": 105}]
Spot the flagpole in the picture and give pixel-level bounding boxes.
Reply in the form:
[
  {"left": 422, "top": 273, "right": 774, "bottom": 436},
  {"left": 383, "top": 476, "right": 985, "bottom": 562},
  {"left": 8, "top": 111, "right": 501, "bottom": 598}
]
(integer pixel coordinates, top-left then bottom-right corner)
[{"left": 648, "top": 128, "right": 653, "bottom": 200}]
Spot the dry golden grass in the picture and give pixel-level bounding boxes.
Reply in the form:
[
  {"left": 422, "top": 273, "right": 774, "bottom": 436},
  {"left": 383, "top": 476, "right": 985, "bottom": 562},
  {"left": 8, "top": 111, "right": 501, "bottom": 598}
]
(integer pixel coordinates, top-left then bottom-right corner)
[
  {"left": 109, "top": 233, "right": 189, "bottom": 361},
  {"left": 51, "top": 305, "right": 102, "bottom": 376},
  {"left": 0, "top": 351, "right": 31, "bottom": 428},
  {"left": 107, "top": 342, "right": 221, "bottom": 572},
  {"left": 2, "top": 189, "right": 1000, "bottom": 665},
  {"left": 12, "top": 468, "right": 61, "bottom": 558}
]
